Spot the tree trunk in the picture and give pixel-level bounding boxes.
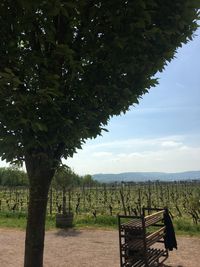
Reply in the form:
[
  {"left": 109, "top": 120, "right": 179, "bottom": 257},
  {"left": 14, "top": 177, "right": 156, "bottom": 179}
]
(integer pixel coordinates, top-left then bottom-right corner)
[{"left": 24, "top": 153, "right": 56, "bottom": 267}]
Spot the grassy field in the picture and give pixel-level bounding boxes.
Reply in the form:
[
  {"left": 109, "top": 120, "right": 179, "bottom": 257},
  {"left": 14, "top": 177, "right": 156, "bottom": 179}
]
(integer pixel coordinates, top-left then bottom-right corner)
[{"left": 0, "top": 211, "right": 199, "bottom": 237}]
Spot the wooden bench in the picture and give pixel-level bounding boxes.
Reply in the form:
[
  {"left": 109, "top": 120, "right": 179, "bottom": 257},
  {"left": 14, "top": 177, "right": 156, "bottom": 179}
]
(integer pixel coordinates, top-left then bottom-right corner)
[{"left": 118, "top": 208, "right": 169, "bottom": 267}]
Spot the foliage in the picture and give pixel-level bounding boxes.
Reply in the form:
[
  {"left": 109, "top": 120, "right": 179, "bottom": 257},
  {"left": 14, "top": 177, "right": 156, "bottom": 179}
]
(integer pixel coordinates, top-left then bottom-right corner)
[
  {"left": 52, "top": 166, "right": 78, "bottom": 214},
  {"left": 188, "top": 188, "right": 200, "bottom": 211},
  {"left": 82, "top": 174, "right": 99, "bottom": 187},
  {"left": 186, "top": 188, "right": 200, "bottom": 224},
  {"left": 0, "top": 166, "right": 98, "bottom": 188},
  {"left": 0, "top": 180, "right": 199, "bottom": 220},
  {"left": 0, "top": 180, "right": 200, "bottom": 235},
  {"left": 0, "top": 0, "right": 199, "bottom": 164},
  {"left": 53, "top": 166, "right": 76, "bottom": 190},
  {"left": 0, "top": 167, "right": 28, "bottom": 186},
  {"left": 0, "top": 1, "right": 199, "bottom": 265},
  {"left": 52, "top": 167, "right": 98, "bottom": 189}
]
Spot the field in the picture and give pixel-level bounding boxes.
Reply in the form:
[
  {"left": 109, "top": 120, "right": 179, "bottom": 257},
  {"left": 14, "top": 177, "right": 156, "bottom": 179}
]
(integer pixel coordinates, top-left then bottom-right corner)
[
  {"left": 0, "top": 180, "right": 199, "bottom": 234},
  {"left": 0, "top": 180, "right": 199, "bottom": 266},
  {"left": 0, "top": 180, "right": 200, "bottom": 232}
]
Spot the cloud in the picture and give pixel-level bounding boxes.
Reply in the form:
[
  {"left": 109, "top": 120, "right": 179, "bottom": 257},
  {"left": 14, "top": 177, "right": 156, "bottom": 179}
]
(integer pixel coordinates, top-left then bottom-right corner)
[
  {"left": 161, "top": 140, "right": 183, "bottom": 148},
  {"left": 92, "top": 152, "right": 113, "bottom": 157},
  {"left": 66, "top": 135, "right": 200, "bottom": 175},
  {"left": 84, "top": 135, "right": 185, "bottom": 152}
]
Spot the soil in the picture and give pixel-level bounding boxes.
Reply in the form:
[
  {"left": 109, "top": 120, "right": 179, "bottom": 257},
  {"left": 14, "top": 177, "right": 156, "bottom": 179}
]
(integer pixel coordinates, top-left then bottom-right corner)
[{"left": 0, "top": 228, "right": 199, "bottom": 267}]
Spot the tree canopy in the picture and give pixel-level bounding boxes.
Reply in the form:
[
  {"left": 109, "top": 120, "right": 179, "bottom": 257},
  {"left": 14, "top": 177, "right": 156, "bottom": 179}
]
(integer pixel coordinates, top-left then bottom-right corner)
[
  {"left": 0, "top": 1, "right": 199, "bottom": 266},
  {"left": 0, "top": 167, "right": 28, "bottom": 186},
  {"left": 53, "top": 165, "right": 78, "bottom": 189},
  {"left": 0, "top": 0, "right": 199, "bottom": 166},
  {"left": 52, "top": 166, "right": 98, "bottom": 188}
]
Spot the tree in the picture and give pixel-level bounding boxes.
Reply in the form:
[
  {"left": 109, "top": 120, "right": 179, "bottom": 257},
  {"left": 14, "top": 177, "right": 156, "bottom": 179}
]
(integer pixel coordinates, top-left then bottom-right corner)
[
  {"left": 53, "top": 166, "right": 74, "bottom": 190},
  {"left": 0, "top": 167, "right": 28, "bottom": 187},
  {"left": 0, "top": 1, "right": 199, "bottom": 266},
  {"left": 53, "top": 165, "right": 75, "bottom": 214},
  {"left": 52, "top": 165, "right": 84, "bottom": 188},
  {"left": 82, "top": 174, "right": 97, "bottom": 187}
]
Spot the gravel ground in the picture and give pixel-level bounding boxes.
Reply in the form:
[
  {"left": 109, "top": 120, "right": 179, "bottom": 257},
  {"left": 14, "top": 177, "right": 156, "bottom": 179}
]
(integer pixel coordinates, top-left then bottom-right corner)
[{"left": 0, "top": 228, "right": 199, "bottom": 267}]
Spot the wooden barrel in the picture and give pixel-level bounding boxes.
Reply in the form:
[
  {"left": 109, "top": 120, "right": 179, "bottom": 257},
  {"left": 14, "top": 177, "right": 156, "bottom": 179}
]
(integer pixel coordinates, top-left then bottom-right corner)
[{"left": 56, "top": 213, "right": 74, "bottom": 228}]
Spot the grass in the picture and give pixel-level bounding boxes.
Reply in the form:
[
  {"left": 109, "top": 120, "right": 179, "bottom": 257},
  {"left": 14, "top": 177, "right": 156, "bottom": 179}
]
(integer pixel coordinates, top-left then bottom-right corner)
[
  {"left": 0, "top": 212, "right": 199, "bottom": 236},
  {"left": 0, "top": 211, "right": 55, "bottom": 230},
  {"left": 75, "top": 215, "right": 200, "bottom": 236},
  {"left": 74, "top": 214, "right": 118, "bottom": 230},
  {"left": 174, "top": 217, "right": 200, "bottom": 236},
  {"left": 0, "top": 211, "right": 27, "bottom": 229}
]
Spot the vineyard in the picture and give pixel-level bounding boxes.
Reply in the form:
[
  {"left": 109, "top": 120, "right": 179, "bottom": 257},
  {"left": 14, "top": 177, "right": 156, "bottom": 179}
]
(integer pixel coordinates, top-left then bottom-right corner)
[{"left": 0, "top": 180, "right": 199, "bottom": 225}]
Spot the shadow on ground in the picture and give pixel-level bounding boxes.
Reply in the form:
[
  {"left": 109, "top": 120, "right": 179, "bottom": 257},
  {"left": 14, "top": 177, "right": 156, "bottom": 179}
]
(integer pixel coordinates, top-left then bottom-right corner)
[
  {"left": 54, "top": 228, "right": 82, "bottom": 237},
  {"left": 163, "top": 265, "right": 183, "bottom": 267}
]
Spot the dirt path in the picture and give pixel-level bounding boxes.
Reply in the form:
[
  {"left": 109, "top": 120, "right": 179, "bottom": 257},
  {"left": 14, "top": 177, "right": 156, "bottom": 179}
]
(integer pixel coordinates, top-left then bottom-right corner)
[{"left": 0, "top": 228, "right": 199, "bottom": 267}]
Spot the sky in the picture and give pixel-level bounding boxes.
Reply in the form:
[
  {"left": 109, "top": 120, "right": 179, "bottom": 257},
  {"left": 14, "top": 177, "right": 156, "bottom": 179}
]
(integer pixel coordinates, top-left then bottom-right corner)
[
  {"left": 1, "top": 29, "right": 200, "bottom": 175},
  {"left": 66, "top": 28, "right": 200, "bottom": 175}
]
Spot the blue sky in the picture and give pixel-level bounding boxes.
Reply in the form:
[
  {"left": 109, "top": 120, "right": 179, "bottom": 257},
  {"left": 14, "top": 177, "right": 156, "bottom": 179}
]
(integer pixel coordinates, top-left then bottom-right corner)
[
  {"left": 67, "top": 29, "right": 200, "bottom": 175},
  {"left": 1, "top": 29, "right": 199, "bottom": 175}
]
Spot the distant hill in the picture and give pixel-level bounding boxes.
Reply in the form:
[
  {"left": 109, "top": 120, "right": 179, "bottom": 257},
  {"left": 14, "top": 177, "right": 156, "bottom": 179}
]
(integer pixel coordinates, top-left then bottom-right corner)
[{"left": 93, "top": 171, "right": 200, "bottom": 183}]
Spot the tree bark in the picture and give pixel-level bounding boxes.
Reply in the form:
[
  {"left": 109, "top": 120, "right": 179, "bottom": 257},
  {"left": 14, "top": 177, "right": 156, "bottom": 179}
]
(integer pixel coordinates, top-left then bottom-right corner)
[{"left": 24, "top": 153, "right": 56, "bottom": 267}]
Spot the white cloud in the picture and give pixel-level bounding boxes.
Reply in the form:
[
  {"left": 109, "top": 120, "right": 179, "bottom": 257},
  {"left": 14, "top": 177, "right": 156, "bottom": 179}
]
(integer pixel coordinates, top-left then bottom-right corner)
[
  {"left": 85, "top": 135, "right": 182, "bottom": 149},
  {"left": 92, "top": 152, "right": 113, "bottom": 157},
  {"left": 161, "top": 140, "right": 183, "bottom": 148},
  {"left": 66, "top": 135, "right": 200, "bottom": 175}
]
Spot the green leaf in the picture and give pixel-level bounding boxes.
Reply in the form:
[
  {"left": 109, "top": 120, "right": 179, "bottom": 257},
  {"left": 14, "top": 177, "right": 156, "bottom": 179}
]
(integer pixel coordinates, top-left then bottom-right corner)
[
  {"left": 0, "top": 0, "right": 198, "bottom": 162},
  {"left": 32, "top": 123, "right": 48, "bottom": 132}
]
